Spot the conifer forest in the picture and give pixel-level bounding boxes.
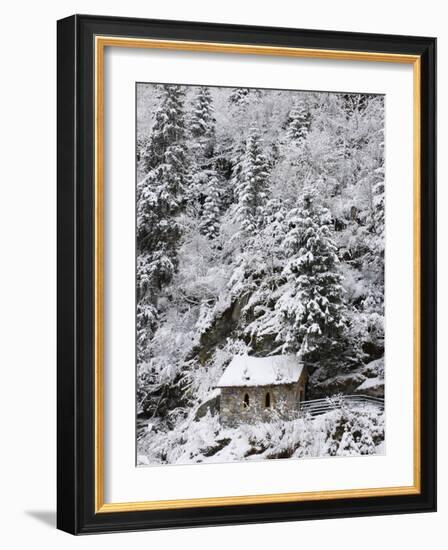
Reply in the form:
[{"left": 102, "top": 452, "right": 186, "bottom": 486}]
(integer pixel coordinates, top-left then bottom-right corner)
[{"left": 136, "top": 83, "right": 385, "bottom": 465}]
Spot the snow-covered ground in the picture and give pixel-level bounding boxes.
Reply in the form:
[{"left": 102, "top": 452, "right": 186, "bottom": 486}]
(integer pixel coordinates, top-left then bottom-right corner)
[{"left": 137, "top": 403, "right": 384, "bottom": 466}]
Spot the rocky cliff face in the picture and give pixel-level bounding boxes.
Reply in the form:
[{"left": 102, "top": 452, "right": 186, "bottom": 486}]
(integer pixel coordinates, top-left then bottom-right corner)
[{"left": 309, "top": 358, "right": 384, "bottom": 399}]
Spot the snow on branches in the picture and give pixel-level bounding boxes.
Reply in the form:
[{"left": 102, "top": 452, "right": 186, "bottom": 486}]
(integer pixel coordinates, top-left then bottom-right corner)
[{"left": 136, "top": 83, "right": 385, "bottom": 461}]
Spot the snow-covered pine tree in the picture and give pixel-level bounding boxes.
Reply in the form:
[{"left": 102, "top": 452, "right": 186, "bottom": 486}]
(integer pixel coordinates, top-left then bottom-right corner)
[
  {"left": 234, "top": 124, "right": 270, "bottom": 233},
  {"left": 136, "top": 134, "right": 149, "bottom": 164},
  {"left": 200, "top": 171, "right": 221, "bottom": 239},
  {"left": 369, "top": 125, "right": 385, "bottom": 259},
  {"left": 227, "top": 139, "right": 246, "bottom": 206},
  {"left": 228, "top": 87, "right": 262, "bottom": 110},
  {"left": 274, "top": 183, "right": 347, "bottom": 362},
  {"left": 141, "top": 85, "right": 186, "bottom": 172},
  {"left": 185, "top": 87, "right": 217, "bottom": 218},
  {"left": 136, "top": 85, "right": 188, "bottom": 366},
  {"left": 228, "top": 87, "right": 251, "bottom": 108},
  {"left": 372, "top": 169, "right": 385, "bottom": 241},
  {"left": 357, "top": 122, "right": 385, "bottom": 360},
  {"left": 190, "top": 87, "right": 215, "bottom": 139},
  {"left": 364, "top": 143, "right": 385, "bottom": 296},
  {"left": 286, "top": 98, "right": 309, "bottom": 144}
]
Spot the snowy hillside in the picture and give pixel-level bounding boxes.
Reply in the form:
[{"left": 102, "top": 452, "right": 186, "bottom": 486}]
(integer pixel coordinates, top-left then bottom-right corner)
[{"left": 136, "top": 83, "right": 385, "bottom": 464}]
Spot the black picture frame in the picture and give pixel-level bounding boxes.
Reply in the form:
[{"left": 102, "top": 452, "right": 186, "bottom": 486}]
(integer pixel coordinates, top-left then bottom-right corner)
[{"left": 57, "top": 14, "right": 436, "bottom": 535}]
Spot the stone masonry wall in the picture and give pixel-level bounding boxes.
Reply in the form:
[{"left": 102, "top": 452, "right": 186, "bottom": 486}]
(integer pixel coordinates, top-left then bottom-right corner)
[{"left": 220, "top": 380, "right": 306, "bottom": 427}]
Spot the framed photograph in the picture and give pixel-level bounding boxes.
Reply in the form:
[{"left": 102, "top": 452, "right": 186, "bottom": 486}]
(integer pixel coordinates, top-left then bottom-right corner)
[{"left": 57, "top": 14, "right": 436, "bottom": 534}]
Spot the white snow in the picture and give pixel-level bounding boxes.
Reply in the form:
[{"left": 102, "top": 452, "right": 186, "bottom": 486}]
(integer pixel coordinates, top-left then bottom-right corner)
[
  {"left": 138, "top": 405, "right": 385, "bottom": 465},
  {"left": 356, "top": 376, "right": 384, "bottom": 391},
  {"left": 136, "top": 84, "right": 386, "bottom": 466},
  {"left": 204, "top": 387, "right": 221, "bottom": 400},
  {"left": 363, "top": 358, "right": 385, "bottom": 377},
  {"left": 217, "top": 354, "right": 304, "bottom": 388}
]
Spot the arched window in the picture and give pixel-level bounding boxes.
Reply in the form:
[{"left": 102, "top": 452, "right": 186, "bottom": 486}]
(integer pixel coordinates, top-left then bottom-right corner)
[
  {"left": 265, "top": 392, "right": 271, "bottom": 408},
  {"left": 243, "top": 393, "right": 250, "bottom": 408}
]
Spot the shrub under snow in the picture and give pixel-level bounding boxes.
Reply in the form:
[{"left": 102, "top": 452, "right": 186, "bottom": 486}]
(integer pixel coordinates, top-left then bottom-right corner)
[{"left": 137, "top": 404, "right": 384, "bottom": 465}]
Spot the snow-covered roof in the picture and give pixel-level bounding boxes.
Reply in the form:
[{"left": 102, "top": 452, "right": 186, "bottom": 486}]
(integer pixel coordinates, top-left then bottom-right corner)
[{"left": 217, "top": 355, "right": 305, "bottom": 388}]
